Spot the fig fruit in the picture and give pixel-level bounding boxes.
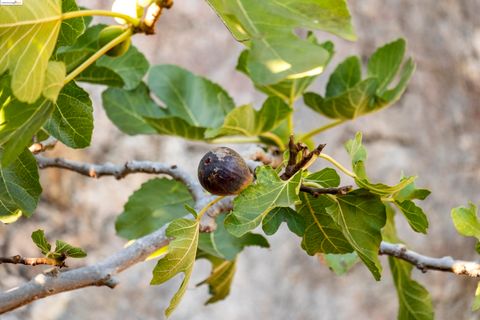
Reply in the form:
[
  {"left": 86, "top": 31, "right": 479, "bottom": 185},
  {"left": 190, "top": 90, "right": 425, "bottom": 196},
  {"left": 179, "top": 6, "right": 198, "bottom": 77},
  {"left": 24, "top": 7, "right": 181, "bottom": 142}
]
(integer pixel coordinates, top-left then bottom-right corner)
[
  {"left": 98, "top": 25, "right": 131, "bottom": 57},
  {"left": 198, "top": 147, "right": 253, "bottom": 196}
]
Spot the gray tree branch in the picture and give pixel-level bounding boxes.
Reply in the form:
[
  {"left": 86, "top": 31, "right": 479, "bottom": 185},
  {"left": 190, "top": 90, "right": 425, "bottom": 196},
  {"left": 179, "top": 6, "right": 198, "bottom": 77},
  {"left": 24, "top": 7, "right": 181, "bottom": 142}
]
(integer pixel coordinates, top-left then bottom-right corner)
[
  {"left": 35, "top": 155, "right": 205, "bottom": 203},
  {"left": 0, "top": 226, "right": 169, "bottom": 314},
  {"left": 380, "top": 241, "right": 480, "bottom": 277}
]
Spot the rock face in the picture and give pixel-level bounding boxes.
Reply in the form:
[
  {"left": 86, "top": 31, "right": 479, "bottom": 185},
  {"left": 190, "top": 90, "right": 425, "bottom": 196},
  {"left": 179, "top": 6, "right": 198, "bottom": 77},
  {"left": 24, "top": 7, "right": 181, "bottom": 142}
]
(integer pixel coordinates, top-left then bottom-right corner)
[{"left": 1, "top": 1, "right": 479, "bottom": 319}]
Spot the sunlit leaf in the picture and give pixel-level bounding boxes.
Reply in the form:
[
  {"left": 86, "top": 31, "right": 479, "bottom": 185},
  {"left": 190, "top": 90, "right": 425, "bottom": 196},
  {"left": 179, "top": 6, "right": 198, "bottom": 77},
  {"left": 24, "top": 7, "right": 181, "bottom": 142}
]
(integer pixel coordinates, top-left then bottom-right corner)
[
  {"left": 205, "top": 97, "right": 291, "bottom": 138},
  {"left": 0, "top": 0, "right": 62, "bottom": 102},
  {"left": 207, "top": 0, "right": 355, "bottom": 84},
  {"left": 151, "top": 218, "right": 199, "bottom": 317},
  {"left": 451, "top": 203, "right": 480, "bottom": 241},
  {"left": 0, "top": 75, "right": 54, "bottom": 165},
  {"left": 42, "top": 61, "right": 66, "bottom": 102},
  {"left": 304, "top": 39, "right": 415, "bottom": 120},
  {"left": 236, "top": 38, "right": 334, "bottom": 101}
]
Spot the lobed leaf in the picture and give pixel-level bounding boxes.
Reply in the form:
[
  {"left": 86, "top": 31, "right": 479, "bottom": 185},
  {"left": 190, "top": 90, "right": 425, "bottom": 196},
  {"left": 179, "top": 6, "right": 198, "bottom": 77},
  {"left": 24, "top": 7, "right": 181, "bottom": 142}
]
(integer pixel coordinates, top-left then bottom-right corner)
[
  {"left": 304, "top": 39, "right": 415, "bottom": 121},
  {"left": 0, "top": 0, "right": 62, "bottom": 102},
  {"left": 262, "top": 207, "right": 305, "bottom": 237},
  {"left": 326, "top": 189, "right": 386, "bottom": 280},
  {"left": 224, "top": 166, "right": 302, "bottom": 237},
  {"left": 205, "top": 96, "right": 291, "bottom": 139},
  {"left": 116, "top": 178, "right": 194, "bottom": 240},
  {"left": 298, "top": 193, "right": 353, "bottom": 255},
  {"left": 82, "top": 45, "right": 149, "bottom": 90},
  {"left": 303, "top": 168, "right": 340, "bottom": 188},
  {"left": 236, "top": 38, "right": 334, "bottom": 101},
  {"left": 207, "top": 0, "right": 354, "bottom": 85},
  {"left": 144, "top": 65, "right": 235, "bottom": 140}
]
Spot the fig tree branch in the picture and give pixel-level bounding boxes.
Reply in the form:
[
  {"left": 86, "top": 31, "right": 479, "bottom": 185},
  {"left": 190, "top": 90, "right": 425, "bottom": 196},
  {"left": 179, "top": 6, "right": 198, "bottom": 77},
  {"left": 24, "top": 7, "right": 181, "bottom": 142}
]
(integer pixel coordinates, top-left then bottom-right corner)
[
  {"left": 3, "top": 157, "right": 480, "bottom": 314},
  {"left": 35, "top": 155, "right": 204, "bottom": 203},
  {"left": 380, "top": 242, "right": 480, "bottom": 277},
  {"left": 0, "top": 225, "right": 170, "bottom": 314},
  {"left": 300, "top": 185, "right": 353, "bottom": 196},
  {"left": 29, "top": 137, "right": 58, "bottom": 154},
  {"left": 0, "top": 256, "right": 65, "bottom": 268}
]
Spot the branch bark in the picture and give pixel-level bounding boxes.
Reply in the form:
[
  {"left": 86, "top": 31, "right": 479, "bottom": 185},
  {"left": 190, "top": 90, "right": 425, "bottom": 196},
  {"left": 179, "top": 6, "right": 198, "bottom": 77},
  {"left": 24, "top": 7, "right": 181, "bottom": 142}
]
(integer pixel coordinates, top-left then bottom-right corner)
[
  {"left": 300, "top": 185, "right": 353, "bottom": 196},
  {"left": 0, "top": 256, "right": 65, "bottom": 268},
  {"left": 35, "top": 155, "right": 204, "bottom": 203},
  {"left": 380, "top": 242, "right": 480, "bottom": 277},
  {"left": 0, "top": 226, "right": 169, "bottom": 314}
]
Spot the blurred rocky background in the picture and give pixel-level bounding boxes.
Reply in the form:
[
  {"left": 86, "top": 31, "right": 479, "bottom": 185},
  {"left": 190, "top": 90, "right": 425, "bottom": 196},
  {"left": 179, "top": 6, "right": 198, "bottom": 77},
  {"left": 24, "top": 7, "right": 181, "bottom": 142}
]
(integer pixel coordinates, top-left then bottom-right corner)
[{"left": 1, "top": 0, "right": 480, "bottom": 319}]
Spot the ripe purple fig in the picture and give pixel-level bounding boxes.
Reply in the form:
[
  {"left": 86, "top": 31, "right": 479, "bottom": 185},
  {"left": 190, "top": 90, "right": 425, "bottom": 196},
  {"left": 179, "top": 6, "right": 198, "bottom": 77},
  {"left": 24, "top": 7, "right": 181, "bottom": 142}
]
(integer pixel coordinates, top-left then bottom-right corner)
[{"left": 198, "top": 147, "right": 253, "bottom": 195}]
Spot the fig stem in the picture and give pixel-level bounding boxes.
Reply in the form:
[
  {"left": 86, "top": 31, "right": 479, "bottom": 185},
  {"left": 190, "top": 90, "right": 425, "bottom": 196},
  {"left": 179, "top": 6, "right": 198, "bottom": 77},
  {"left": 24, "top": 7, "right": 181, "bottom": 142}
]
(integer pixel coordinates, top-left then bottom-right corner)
[
  {"left": 299, "top": 119, "right": 346, "bottom": 141},
  {"left": 63, "top": 28, "right": 133, "bottom": 85},
  {"left": 197, "top": 196, "right": 225, "bottom": 221},
  {"left": 62, "top": 10, "right": 141, "bottom": 26},
  {"left": 318, "top": 153, "right": 356, "bottom": 178}
]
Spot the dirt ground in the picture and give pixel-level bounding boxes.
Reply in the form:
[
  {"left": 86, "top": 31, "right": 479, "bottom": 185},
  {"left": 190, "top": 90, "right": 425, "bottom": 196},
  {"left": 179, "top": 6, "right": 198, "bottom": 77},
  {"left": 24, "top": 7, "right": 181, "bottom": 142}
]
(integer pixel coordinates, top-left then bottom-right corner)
[{"left": 1, "top": 0, "right": 480, "bottom": 319}]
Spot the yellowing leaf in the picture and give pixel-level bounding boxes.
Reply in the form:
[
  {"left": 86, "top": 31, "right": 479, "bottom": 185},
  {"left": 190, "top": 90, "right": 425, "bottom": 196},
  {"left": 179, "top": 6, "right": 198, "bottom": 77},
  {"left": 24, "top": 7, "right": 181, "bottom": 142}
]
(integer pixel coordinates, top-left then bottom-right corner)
[
  {"left": 151, "top": 218, "right": 199, "bottom": 317},
  {"left": 0, "top": 0, "right": 62, "bottom": 102},
  {"left": 42, "top": 61, "right": 66, "bottom": 102}
]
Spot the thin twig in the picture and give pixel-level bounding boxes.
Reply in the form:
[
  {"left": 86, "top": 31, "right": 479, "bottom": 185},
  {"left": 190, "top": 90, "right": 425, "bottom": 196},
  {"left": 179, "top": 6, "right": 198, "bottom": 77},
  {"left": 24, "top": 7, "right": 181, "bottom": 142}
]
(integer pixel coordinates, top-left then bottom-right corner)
[
  {"left": 0, "top": 256, "right": 65, "bottom": 268},
  {"left": 35, "top": 156, "right": 204, "bottom": 203},
  {"left": 281, "top": 135, "right": 326, "bottom": 180},
  {"left": 300, "top": 185, "right": 353, "bottom": 196},
  {"left": 29, "top": 137, "right": 58, "bottom": 154},
  {"left": 380, "top": 242, "right": 480, "bottom": 277}
]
